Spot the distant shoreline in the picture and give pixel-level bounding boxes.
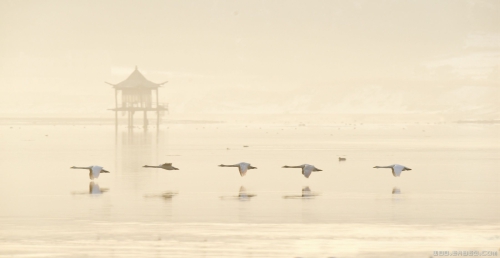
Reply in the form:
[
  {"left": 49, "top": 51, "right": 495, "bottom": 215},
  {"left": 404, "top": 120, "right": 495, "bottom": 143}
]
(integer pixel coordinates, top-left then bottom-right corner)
[
  {"left": 456, "top": 120, "right": 500, "bottom": 124},
  {"left": 1, "top": 115, "right": 498, "bottom": 126},
  {"left": 0, "top": 117, "right": 223, "bottom": 125}
]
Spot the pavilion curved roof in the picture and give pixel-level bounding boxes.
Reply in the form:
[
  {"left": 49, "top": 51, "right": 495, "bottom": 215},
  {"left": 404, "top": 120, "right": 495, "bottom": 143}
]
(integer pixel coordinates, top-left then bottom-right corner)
[{"left": 106, "top": 66, "right": 167, "bottom": 89}]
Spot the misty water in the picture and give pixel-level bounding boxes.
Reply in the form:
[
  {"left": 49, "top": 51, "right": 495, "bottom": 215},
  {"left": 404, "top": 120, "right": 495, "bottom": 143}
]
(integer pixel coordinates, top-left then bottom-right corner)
[{"left": 0, "top": 120, "right": 499, "bottom": 257}]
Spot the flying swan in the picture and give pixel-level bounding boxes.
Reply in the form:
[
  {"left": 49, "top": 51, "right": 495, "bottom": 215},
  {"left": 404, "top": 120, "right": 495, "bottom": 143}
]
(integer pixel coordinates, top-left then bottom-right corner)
[
  {"left": 282, "top": 164, "right": 322, "bottom": 178},
  {"left": 70, "top": 165, "right": 110, "bottom": 180},
  {"left": 143, "top": 163, "right": 179, "bottom": 170},
  {"left": 373, "top": 164, "right": 411, "bottom": 177},
  {"left": 218, "top": 162, "right": 257, "bottom": 177}
]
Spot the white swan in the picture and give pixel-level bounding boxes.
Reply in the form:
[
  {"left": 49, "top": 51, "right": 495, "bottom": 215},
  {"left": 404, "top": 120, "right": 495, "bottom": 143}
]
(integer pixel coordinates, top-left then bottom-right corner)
[
  {"left": 70, "top": 165, "right": 110, "bottom": 180},
  {"left": 218, "top": 162, "right": 257, "bottom": 177},
  {"left": 282, "top": 164, "right": 322, "bottom": 178},
  {"left": 143, "top": 163, "right": 179, "bottom": 170},
  {"left": 373, "top": 164, "right": 411, "bottom": 177}
]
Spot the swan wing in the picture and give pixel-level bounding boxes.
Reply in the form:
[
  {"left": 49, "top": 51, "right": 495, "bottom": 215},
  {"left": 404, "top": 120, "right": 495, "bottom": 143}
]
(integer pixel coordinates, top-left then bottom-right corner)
[
  {"left": 302, "top": 165, "right": 313, "bottom": 178},
  {"left": 239, "top": 163, "right": 249, "bottom": 177},
  {"left": 392, "top": 165, "right": 404, "bottom": 177},
  {"left": 91, "top": 166, "right": 102, "bottom": 179}
]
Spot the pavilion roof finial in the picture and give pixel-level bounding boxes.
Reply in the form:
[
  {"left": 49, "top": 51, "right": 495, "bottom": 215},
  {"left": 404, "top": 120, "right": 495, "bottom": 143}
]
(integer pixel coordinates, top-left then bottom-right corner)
[{"left": 135, "top": 65, "right": 138, "bottom": 70}]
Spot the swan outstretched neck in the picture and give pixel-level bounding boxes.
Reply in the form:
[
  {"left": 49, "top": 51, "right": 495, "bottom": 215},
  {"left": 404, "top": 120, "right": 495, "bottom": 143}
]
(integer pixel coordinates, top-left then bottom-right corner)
[
  {"left": 143, "top": 163, "right": 179, "bottom": 170},
  {"left": 282, "top": 164, "right": 322, "bottom": 178},
  {"left": 218, "top": 162, "right": 257, "bottom": 177},
  {"left": 71, "top": 165, "right": 110, "bottom": 180},
  {"left": 373, "top": 164, "right": 411, "bottom": 177}
]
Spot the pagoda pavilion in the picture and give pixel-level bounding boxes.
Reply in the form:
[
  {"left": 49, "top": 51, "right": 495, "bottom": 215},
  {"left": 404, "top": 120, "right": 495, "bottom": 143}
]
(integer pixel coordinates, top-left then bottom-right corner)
[{"left": 106, "top": 66, "right": 168, "bottom": 129}]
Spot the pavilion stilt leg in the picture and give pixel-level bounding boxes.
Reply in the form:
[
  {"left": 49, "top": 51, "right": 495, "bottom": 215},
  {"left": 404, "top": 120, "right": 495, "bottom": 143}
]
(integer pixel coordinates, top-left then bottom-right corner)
[
  {"left": 131, "top": 111, "right": 134, "bottom": 129},
  {"left": 156, "top": 110, "right": 160, "bottom": 129}
]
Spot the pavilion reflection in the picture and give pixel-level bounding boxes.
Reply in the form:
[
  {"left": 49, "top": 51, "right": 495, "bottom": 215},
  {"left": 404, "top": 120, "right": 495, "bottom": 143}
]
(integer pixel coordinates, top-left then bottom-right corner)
[{"left": 115, "top": 126, "right": 163, "bottom": 175}]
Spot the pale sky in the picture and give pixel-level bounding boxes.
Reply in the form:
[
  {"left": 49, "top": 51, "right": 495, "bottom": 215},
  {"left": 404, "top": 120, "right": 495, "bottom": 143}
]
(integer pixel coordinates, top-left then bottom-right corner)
[{"left": 0, "top": 0, "right": 498, "bottom": 116}]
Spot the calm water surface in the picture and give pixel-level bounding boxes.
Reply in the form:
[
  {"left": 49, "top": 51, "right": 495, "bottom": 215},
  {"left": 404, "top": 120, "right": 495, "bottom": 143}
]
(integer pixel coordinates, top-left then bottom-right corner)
[{"left": 0, "top": 121, "right": 499, "bottom": 257}]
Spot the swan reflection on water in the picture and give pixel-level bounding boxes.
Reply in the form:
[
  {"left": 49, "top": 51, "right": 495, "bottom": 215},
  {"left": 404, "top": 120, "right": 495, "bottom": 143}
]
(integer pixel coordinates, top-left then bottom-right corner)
[
  {"left": 392, "top": 187, "right": 401, "bottom": 194},
  {"left": 144, "top": 191, "right": 178, "bottom": 200},
  {"left": 220, "top": 186, "right": 256, "bottom": 201},
  {"left": 71, "top": 182, "right": 109, "bottom": 195},
  {"left": 283, "top": 186, "right": 318, "bottom": 199}
]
